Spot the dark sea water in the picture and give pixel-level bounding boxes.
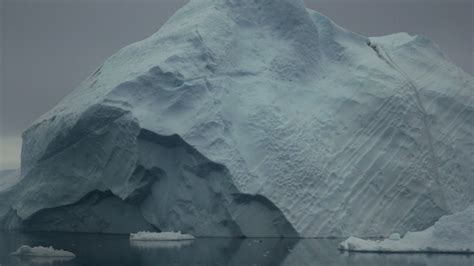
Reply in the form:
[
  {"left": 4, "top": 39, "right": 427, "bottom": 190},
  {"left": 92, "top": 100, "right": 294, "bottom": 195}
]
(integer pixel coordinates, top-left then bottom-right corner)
[{"left": 0, "top": 231, "right": 473, "bottom": 266}]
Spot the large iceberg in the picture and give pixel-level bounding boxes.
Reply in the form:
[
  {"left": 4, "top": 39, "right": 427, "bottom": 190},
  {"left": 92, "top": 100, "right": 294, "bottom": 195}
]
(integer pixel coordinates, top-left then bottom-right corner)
[{"left": 1, "top": 0, "right": 472, "bottom": 237}]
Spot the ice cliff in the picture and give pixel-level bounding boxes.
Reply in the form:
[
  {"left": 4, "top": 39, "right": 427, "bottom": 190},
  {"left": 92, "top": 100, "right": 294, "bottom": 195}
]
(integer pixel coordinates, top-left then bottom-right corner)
[{"left": 1, "top": 0, "right": 472, "bottom": 237}]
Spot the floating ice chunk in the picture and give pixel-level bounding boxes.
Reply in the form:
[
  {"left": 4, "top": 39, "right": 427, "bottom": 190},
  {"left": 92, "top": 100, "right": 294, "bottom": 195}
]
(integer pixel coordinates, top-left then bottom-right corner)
[
  {"left": 339, "top": 206, "right": 474, "bottom": 253},
  {"left": 11, "top": 245, "right": 76, "bottom": 258},
  {"left": 130, "top": 231, "right": 195, "bottom": 241}
]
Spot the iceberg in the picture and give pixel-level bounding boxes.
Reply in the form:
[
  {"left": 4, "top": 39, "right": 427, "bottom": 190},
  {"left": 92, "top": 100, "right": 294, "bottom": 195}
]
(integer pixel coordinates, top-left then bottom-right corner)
[
  {"left": 11, "top": 245, "right": 76, "bottom": 258},
  {"left": 1, "top": 0, "right": 472, "bottom": 237},
  {"left": 339, "top": 205, "right": 474, "bottom": 253}
]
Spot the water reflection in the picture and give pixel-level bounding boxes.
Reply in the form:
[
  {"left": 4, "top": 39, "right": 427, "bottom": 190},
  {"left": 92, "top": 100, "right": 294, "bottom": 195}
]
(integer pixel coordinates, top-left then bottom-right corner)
[
  {"left": 0, "top": 231, "right": 473, "bottom": 266},
  {"left": 282, "top": 239, "right": 474, "bottom": 266},
  {"left": 11, "top": 256, "right": 75, "bottom": 266},
  {"left": 132, "top": 237, "right": 298, "bottom": 266},
  {"left": 130, "top": 239, "right": 194, "bottom": 249}
]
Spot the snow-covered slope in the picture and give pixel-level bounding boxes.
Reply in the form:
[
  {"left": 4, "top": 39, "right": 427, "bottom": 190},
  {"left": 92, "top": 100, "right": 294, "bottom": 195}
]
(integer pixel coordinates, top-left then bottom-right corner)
[
  {"left": 339, "top": 205, "right": 474, "bottom": 253},
  {"left": 1, "top": 0, "right": 473, "bottom": 237}
]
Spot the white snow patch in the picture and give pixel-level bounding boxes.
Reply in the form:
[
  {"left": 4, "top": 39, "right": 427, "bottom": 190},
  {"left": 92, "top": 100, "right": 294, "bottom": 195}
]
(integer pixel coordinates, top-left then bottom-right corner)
[
  {"left": 11, "top": 245, "right": 76, "bottom": 258},
  {"left": 339, "top": 205, "right": 474, "bottom": 253},
  {"left": 388, "top": 233, "right": 401, "bottom": 240},
  {"left": 370, "top": 32, "right": 417, "bottom": 47},
  {"left": 130, "top": 231, "right": 195, "bottom": 241}
]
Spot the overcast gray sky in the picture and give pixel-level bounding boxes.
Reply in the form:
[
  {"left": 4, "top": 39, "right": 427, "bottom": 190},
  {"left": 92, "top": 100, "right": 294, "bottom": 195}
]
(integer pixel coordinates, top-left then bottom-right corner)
[{"left": 0, "top": 0, "right": 473, "bottom": 169}]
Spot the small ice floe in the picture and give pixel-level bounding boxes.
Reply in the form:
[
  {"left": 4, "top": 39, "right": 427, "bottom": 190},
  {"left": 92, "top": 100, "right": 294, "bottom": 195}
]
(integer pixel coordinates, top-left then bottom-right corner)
[
  {"left": 130, "top": 231, "right": 195, "bottom": 241},
  {"left": 339, "top": 205, "right": 474, "bottom": 254},
  {"left": 11, "top": 245, "right": 76, "bottom": 258}
]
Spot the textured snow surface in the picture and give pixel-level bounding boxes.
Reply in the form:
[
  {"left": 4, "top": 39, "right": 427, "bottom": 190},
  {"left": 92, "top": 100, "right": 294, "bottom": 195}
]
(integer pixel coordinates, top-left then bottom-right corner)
[
  {"left": 1, "top": 0, "right": 473, "bottom": 237},
  {"left": 11, "top": 245, "right": 76, "bottom": 258},
  {"left": 130, "top": 231, "right": 195, "bottom": 241},
  {"left": 339, "top": 205, "right": 474, "bottom": 253}
]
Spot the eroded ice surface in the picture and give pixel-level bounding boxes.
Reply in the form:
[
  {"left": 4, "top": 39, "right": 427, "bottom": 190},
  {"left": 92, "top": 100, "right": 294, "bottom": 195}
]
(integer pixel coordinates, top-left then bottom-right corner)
[
  {"left": 1, "top": 0, "right": 473, "bottom": 237},
  {"left": 339, "top": 205, "right": 474, "bottom": 253}
]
